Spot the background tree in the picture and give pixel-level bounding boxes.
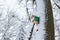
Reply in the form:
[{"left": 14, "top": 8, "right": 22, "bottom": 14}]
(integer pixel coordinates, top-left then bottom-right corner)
[{"left": 45, "top": 0, "right": 55, "bottom": 40}]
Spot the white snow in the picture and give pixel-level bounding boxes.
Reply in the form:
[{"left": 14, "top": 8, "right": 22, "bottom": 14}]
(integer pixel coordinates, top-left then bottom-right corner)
[
  {"left": 27, "top": 0, "right": 46, "bottom": 40},
  {"left": 51, "top": 0, "right": 60, "bottom": 40},
  {"left": 0, "top": 0, "right": 46, "bottom": 40}
]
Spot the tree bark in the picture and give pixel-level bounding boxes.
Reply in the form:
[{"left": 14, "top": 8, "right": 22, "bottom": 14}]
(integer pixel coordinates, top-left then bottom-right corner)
[{"left": 45, "top": 0, "right": 55, "bottom": 40}]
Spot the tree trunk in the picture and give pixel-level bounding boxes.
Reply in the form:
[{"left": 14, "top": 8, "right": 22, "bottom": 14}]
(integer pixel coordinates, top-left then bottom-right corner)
[{"left": 45, "top": 0, "right": 55, "bottom": 40}]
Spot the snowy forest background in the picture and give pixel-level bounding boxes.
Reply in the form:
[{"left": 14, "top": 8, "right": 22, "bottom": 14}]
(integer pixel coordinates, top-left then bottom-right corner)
[{"left": 0, "top": 0, "right": 60, "bottom": 40}]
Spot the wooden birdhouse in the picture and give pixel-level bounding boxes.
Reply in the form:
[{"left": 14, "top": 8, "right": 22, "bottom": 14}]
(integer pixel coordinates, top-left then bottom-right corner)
[{"left": 31, "top": 15, "right": 40, "bottom": 25}]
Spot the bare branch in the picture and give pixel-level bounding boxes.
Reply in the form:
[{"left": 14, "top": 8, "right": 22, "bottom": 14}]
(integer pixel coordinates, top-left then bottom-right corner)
[{"left": 53, "top": 0, "right": 60, "bottom": 9}]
